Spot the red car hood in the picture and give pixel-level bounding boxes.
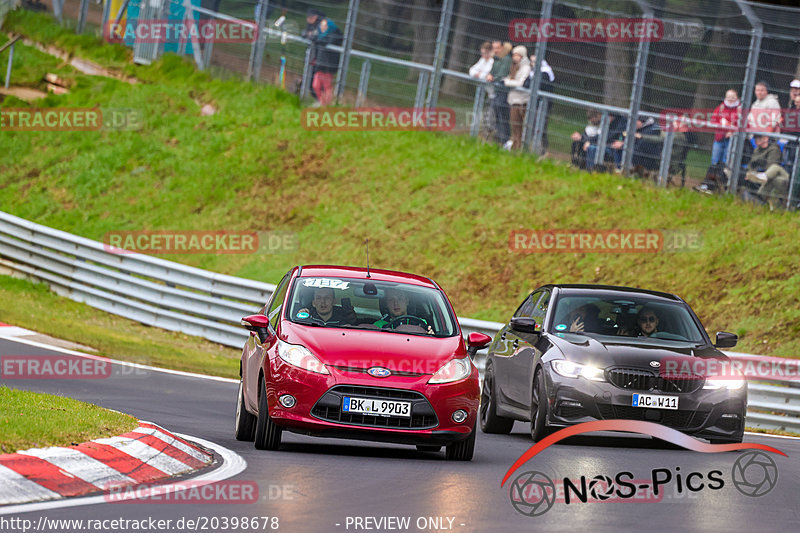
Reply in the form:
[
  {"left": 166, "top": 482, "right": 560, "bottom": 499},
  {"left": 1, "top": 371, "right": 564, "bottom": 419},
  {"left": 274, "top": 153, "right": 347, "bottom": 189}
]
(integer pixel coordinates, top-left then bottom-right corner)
[{"left": 282, "top": 324, "right": 465, "bottom": 375}]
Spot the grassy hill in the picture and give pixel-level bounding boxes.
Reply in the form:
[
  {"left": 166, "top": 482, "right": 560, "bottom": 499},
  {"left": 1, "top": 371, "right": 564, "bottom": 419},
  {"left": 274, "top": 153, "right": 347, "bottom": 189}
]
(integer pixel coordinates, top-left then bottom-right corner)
[{"left": 1, "top": 10, "right": 799, "bottom": 358}]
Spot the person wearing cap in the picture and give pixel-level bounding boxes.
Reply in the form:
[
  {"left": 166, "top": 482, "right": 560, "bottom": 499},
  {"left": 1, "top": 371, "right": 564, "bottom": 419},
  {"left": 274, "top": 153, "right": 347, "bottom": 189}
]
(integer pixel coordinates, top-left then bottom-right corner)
[
  {"left": 744, "top": 134, "right": 789, "bottom": 208},
  {"left": 503, "top": 45, "right": 531, "bottom": 150},
  {"left": 785, "top": 79, "right": 800, "bottom": 109},
  {"left": 783, "top": 79, "right": 800, "bottom": 132}
]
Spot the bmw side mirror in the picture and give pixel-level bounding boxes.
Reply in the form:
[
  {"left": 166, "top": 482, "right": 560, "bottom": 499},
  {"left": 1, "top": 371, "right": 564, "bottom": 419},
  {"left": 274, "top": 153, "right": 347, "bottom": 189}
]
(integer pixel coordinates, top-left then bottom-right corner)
[
  {"left": 242, "top": 314, "right": 271, "bottom": 344},
  {"left": 714, "top": 331, "right": 738, "bottom": 349},
  {"left": 466, "top": 332, "right": 492, "bottom": 359},
  {"left": 510, "top": 317, "right": 538, "bottom": 334}
]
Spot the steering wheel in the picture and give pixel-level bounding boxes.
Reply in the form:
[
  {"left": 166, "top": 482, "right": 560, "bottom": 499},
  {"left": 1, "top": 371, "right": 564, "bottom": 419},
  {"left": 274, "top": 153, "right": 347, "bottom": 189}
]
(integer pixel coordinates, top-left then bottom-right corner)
[{"left": 384, "top": 315, "right": 428, "bottom": 330}]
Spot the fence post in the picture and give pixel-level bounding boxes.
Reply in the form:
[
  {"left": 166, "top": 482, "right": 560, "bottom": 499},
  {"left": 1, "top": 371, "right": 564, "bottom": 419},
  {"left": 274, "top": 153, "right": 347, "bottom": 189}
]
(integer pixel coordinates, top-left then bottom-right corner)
[
  {"left": 469, "top": 84, "right": 485, "bottom": 137},
  {"left": 247, "top": 0, "right": 270, "bottom": 82},
  {"left": 595, "top": 111, "right": 610, "bottom": 167},
  {"left": 101, "top": 0, "right": 111, "bottom": 35},
  {"left": 728, "top": 1, "right": 763, "bottom": 194},
  {"left": 52, "top": 0, "right": 64, "bottom": 24},
  {"left": 622, "top": 3, "right": 653, "bottom": 173},
  {"left": 415, "top": 71, "right": 429, "bottom": 110},
  {"left": 300, "top": 46, "right": 312, "bottom": 99},
  {"left": 77, "top": 0, "right": 89, "bottom": 33},
  {"left": 787, "top": 143, "right": 800, "bottom": 209},
  {"left": 355, "top": 59, "right": 371, "bottom": 108},
  {"left": 657, "top": 128, "right": 676, "bottom": 187},
  {"left": 426, "top": 0, "right": 454, "bottom": 110},
  {"left": 335, "top": 0, "right": 360, "bottom": 104},
  {"left": 4, "top": 42, "right": 14, "bottom": 90},
  {"left": 523, "top": 0, "right": 552, "bottom": 154}
]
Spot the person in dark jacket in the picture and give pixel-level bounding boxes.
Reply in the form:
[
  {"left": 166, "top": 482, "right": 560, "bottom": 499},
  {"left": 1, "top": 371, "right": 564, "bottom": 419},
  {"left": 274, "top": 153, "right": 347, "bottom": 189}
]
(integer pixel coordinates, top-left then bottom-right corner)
[
  {"left": 302, "top": 9, "right": 324, "bottom": 100},
  {"left": 307, "top": 13, "right": 342, "bottom": 106},
  {"left": 485, "top": 41, "right": 512, "bottom": 146}
]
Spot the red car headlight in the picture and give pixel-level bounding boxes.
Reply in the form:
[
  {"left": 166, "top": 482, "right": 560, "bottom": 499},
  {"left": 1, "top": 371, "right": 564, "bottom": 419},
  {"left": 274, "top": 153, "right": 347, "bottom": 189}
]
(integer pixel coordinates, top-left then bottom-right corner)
[
  {"left": 429, "top": 357, "right": 471, "bottom": 384},
  {"left": 277, "top": 340, "right": 330, "bottom": 375}
]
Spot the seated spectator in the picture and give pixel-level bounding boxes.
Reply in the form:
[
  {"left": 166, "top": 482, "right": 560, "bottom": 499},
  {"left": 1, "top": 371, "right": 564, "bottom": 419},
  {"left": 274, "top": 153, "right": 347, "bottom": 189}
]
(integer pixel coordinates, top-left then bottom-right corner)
[
  {"left": 631, "top": 117, "right": 662, "bottom": 173},
  {"left": 747, "top": 81, "right": 781, "bottom": 134},
  {"left": 469, "top": 42, "right": 494, "bottom": 81},
  {"left": 570, "top": 109, "right": 602, "bottom": 169},
  {"left": 486, "top": 41, "right": 513, "bottom": 146},
  {"left": 503, "top": 45, "right": 531, "bottom": 151},
  {"left": 711, "top": 89, "right": 740, "bottom": 166},
  {"left": 744, "top": 134, "right": 789, "bottom": 208},
  {"left": 636, "top": 117, "right": 692, "bottom": 184}
]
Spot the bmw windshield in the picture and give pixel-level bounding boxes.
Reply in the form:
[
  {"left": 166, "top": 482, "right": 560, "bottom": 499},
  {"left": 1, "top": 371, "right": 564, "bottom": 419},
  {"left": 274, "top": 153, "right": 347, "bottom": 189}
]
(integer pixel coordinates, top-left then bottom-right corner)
[
  {"left": 286, "top": 277, "right": 458, "bottom": 337},
  {"left": 550, "top": 293, "right": 707, "bottom": 343}
]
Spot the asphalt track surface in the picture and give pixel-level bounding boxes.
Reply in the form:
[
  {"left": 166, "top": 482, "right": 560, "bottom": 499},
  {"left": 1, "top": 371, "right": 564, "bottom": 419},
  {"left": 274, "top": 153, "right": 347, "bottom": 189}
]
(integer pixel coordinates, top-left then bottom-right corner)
[{"left": 1, "top": 337, "right": 798, "bottom": 533}]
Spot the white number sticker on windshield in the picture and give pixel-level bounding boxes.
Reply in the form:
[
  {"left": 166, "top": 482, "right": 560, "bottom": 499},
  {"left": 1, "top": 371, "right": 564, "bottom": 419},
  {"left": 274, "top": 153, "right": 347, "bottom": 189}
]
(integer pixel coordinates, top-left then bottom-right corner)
[{"left": 302, "top": 278, "right": 350, "bottom": 290}]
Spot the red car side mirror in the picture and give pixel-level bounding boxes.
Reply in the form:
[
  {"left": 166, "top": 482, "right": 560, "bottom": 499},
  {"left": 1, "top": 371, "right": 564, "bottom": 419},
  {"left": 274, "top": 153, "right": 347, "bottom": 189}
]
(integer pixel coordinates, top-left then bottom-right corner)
[
  {"left": 241, "top": 314, "right": 271, "bottom": 343},
  {"left": 466, "top": 332, "right": 493, "bottom": 359}
]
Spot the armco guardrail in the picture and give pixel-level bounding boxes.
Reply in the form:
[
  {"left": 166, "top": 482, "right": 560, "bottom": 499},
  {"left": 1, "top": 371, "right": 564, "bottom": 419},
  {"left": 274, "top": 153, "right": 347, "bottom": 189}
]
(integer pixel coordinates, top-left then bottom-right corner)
[{"left": 0, "top": 210, "right": 797, "bottom": 434}]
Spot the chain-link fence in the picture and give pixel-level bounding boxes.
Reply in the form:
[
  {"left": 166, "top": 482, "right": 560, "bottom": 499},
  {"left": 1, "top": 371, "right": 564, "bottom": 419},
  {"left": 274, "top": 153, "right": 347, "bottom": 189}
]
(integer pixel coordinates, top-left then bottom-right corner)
[{"left": 8, "top": 0, "right": 800, "bottom": 210}]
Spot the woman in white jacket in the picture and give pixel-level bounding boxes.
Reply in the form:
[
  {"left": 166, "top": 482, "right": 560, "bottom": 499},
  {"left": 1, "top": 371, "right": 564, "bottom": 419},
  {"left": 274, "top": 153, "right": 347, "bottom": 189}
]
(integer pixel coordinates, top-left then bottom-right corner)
[{"left": 504, "top": 45, "right": 531, "bottom": 150}]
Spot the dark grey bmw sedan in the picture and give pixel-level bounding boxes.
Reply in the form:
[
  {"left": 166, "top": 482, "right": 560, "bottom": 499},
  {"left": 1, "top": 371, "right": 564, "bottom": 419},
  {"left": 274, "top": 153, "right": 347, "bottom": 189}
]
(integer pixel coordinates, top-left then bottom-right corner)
[{"left": 480, "top": 284, "right": 746, "bottom": 443}]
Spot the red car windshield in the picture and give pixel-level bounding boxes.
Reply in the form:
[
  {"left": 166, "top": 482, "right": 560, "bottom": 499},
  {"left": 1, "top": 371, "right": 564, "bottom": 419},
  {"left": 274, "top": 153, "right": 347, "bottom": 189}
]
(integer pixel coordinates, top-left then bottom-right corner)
[{"left": 286, "top": 277, "right": 458, "bottom": 337}]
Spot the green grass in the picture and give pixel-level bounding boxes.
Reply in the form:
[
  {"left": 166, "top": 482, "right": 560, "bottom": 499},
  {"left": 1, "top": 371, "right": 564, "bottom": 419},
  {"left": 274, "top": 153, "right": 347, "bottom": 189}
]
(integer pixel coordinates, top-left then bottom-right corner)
[
  {"left": 0, "top": 276, "right": 240, "bottom": 379},
  {"left": 1, "top": 10, "right": 800, "bottom": 362},
  {"left": 0, "top": 386, "right": 138, "bottom": 453}
]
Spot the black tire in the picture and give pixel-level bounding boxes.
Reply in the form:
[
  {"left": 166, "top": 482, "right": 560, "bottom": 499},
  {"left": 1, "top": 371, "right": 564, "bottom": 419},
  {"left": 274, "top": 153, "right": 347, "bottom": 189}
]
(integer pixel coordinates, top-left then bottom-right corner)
[
  {"left": 416, "top": 445, "right": 442, "bottom": 453},
  {"left": 254, "top": 376, "right": 282, "bottom": 450},
  {"left": 480, "top": 363, "right": 514, "bottom": 434},
  {"left": 234, "top": 379, "right": 256, "bottom": 441},
  {"left": 530, "top": 369, "right": 551, "bottom": 442},
  {"left": 445, "top": 422, "right": 476, "bottom": 461}
]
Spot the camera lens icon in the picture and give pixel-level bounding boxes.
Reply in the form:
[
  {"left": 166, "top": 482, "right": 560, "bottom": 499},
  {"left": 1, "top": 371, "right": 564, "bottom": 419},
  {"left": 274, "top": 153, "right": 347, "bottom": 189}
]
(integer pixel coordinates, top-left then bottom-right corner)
[
  {"left": 508, "top": 471, "right": 556, "bottom": 516},
  {"left": 731, "top": 451, "right": 778, "bottom": 497}
]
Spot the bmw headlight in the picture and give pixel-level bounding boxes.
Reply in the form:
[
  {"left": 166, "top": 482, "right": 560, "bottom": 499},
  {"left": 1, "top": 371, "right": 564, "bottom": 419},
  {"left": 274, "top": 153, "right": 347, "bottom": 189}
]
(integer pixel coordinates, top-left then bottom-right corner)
[
  {"left": 703, "top": 378, "right": 745, "bottom": 390},
  {"left": 277, "top": 340, "right": 329, "bottom": 374},
  {"left": 551, "top": 360, "right": 605, "bottom": 381},
  {"left": 429, "top": 358, "right": 472, "bottom": 384}
]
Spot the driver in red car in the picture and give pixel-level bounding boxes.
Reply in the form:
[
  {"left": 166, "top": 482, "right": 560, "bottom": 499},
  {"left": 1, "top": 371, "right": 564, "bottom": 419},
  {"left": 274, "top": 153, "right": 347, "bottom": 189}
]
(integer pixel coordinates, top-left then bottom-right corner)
[
  {"left": 374, "top": 288, "right": 434, "bottom": 334},
  {"left": 298, "top": 287, "right": 357, "bottom": 325}
]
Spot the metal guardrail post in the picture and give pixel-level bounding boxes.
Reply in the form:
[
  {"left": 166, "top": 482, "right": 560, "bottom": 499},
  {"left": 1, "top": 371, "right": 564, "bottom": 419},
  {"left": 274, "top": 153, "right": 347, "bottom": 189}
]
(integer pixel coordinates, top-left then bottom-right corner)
[
  {"left": 469, "top": 84, "right": 485, "bottom": 137},
  {"left": 728, "top": 0, "right": 763, "bottom": 195},
  {"left": 425, "top": 0, "right": 454, "bottom": 110},
  {"left": 595, "top": 111, "right": 610, "bottom": 167},
  {"left": 523, "top": 0, "right": 552, "bottom": 154},
  {"left": 355, "top": 59, "right": 370, "bottom": 108},
  {"left": 622, "top": 3, "right": 653, "bottom": 174},
  {"left": 335, "top": 0, "right": 359, "bottom": 104},
  {"left": 788, "top": 144, "right": 800, "bottom": 209},
  {"left": 3, "top": 41, "right": 14, "bottom": 89},
  {"left": 77, "top": 0, "right": 89, "bottom": 33},
  {"left": 300, "top": 47, "right": 312, "bottom": 99},
  {"left": 658, "top": 128, "right": 676, "bottom": 187},
  {"left": 415, "top": 71, "right": 429, "bottom": 110},
  {"left": 52, "top": 0, "right": 64, "bottom": 24},
  {"left": 247, "top": 0, "right": 269, "bottom": 82}
]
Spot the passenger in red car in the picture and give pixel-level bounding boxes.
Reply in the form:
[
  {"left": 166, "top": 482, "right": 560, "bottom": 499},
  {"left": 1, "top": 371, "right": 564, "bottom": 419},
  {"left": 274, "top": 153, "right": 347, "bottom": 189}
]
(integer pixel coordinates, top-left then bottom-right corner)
[{"left": 299, "top": 288, "right": 356, "bottom": 325}]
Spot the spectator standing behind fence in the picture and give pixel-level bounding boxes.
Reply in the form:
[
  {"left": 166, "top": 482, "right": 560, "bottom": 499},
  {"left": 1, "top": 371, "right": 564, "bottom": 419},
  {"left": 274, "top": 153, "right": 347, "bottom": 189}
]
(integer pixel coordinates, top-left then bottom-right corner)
[
  {"left": 525, "top": 54, "right": 555, "bottom": 154},
  {"left": 307, "top": 14, "right": 343, "bottom": 107},
  {"left": 302, "top": 9, "right": 323, "bottom": 100},
  {"left": 744, "top": 134, "right": 789, "bottom": 208},
  {"left": 504, "top": 45, "right": 531, "bottom": 151},
  {"left": 784, "top": 79, "right": 800, "bottom": 110},
  {"left": 486, "top": 41, "right": 512, "bottom": 147},
  {"left": 747, "top": 81, "right": 781, "bottom": 134},
  {"left": 469, "top": 42, "right": 494, "bottom": 81},
  {"left": 710, "top": 89, "right": 740, "bottom": 166}
]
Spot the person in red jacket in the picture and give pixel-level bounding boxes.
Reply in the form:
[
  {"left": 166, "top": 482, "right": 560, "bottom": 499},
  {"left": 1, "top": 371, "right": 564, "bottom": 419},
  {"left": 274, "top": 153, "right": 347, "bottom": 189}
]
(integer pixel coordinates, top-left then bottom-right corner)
[{"left": 710, "top": 89, "right": 740, "bottom": 165}]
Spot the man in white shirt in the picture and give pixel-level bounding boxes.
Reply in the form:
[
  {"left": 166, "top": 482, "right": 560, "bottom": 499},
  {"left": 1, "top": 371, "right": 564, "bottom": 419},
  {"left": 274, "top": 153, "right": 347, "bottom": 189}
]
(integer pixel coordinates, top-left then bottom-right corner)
[{"left": 469, "top": 42, "right": 494, "bottom": 81}]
